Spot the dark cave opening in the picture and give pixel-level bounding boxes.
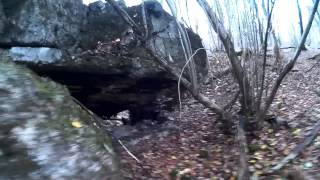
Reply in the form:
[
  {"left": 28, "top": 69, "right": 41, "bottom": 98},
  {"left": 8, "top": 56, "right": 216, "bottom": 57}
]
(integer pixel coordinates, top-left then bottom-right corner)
[{"left": 34, "top": 69, "right": 176, "bottom": 125}]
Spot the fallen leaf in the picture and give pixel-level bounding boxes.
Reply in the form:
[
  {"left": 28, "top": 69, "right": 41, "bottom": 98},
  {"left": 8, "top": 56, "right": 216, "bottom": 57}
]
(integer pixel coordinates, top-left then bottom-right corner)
[
  {"left": 260, "top": 144, "right": 268, "bottom": 150},
  {"left": 254, "top": 163, "right": 263, "bottom": 169},
  {"left": 292, "top": 128, "right": 301, "bottom": 135},
  {"left": 71, "top": 120, "right": 82, "bottom": 128},
  {"left": 179, "top": 168, "right": 191, "bottom": 175}
]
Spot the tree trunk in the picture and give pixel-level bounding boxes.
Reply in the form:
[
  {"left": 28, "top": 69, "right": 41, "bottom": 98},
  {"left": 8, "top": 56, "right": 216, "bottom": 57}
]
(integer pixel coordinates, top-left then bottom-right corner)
[
  {"left": 197, "top": 0, "right": 255, "bottom": 114},
  {"left": 296, "top": 0, "right": 308, "bottom": 50},
  {"left": 256, "top": 0, "right": 275, "bottom": 113}
]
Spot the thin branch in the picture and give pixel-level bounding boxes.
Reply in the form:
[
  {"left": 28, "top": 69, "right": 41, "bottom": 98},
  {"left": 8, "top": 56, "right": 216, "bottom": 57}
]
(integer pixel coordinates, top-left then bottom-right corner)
[
  {"left": 305, "top": 60, "right": 320, "bottom": 73},
  {"left": 296, "top": 0, "right": 307, "bottom": 50},
  {"left": 178, "top": 48, "right": 207, "bottom": 119},
  {"left": 256, "top": 0, "right": 276, "bottom": 112},
  {"left": 296, "top": 0, "right": 304, "bottom": 35},
  {"left": 118, "top": 139, "right": 141, "bottom": 163}
]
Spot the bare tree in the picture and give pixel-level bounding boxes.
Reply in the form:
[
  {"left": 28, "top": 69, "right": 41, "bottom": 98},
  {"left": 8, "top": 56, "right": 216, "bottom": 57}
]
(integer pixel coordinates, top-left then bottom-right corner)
[{"left": 202, "top": 0, "right": 319, "bottom": 178}]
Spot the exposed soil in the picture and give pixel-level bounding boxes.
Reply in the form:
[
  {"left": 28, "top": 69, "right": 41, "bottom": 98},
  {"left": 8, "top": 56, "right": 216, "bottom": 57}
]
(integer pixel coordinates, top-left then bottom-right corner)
[{"left": 109, "top": 49, "right": 320, "bottom": 179}]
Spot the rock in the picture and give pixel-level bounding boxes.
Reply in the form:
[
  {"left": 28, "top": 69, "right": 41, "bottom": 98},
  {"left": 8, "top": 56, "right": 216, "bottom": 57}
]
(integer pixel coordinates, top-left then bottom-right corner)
[
  {"left": 81, "top": 1, "right": 128, "bottom": 49},
  {"left": 0, "top": 0, "right": 208, "bottom": 123},
  {"left": 82, "top": 1, "right": 208, "bottom": 78},
  {"left": 0, "top": 0, "right": 87, "bottom": 48},
  {"left": 9, "top": 47, "right": 63, "bottom": 63},
  {"left": 0, "top": 61, "right": 121, "bottom": 179}
]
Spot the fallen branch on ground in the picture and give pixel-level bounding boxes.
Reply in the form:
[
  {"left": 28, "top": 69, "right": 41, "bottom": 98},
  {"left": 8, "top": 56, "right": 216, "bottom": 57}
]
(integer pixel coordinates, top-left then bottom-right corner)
[
  {"left": 118, "top": 139, "right": 141, "bottom": 163},
  {"left": 237, "top": 116, "right": 250, "bottom": 180},
  {"left": 280, "top": 46, "right": 296, "bottom": 49},
  {"left": 305, "top": 60, "right": 320, "bottom": 73},
  {"left": 308, "top": 53, "right": 320, "bottom": 60},
  {"left": 269, "top": 120, "right": 320, "bottom": 172}
]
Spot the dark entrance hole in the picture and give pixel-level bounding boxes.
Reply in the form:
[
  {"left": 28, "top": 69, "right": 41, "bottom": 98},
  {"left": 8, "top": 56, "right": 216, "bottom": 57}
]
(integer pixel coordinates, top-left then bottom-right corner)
[{"left": 35, "top": 70, "right": 175, "bottom": 125}]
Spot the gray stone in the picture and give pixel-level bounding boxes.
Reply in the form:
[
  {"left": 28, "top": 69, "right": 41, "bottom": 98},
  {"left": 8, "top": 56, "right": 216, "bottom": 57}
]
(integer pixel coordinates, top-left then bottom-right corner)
[
  {"left": 0, "top": 0, "right": 87, "bottom": 48},
  {"left": 9, "top": 47, "right": 63, "bottom": 63},
  {"left": 0, "top": 61, "right": 121, "bottom": 180},
  {"left": 82, "top": 1, "right": 208, "bottom": 79},
  {"left": 0, "top": 0, "right": 208, "bottom": 123},
  {"left": 0, "top": 0, "right": 207, "bottom": 79}
]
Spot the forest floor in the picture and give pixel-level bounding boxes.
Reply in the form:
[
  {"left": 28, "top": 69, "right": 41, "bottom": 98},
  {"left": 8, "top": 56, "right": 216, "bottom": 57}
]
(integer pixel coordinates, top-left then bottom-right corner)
[{"left": 112, "top": 49, "right": 320, "bottom": 180}]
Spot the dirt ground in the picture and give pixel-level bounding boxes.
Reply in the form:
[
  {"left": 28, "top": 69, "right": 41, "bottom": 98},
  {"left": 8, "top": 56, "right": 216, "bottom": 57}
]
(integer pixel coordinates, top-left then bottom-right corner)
[{"left": 113, "top": 49, "right": 320, "bottom": 179}]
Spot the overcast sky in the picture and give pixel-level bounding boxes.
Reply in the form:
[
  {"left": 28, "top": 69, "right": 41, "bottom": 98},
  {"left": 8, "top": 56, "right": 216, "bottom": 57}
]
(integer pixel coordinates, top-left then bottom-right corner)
[{"left": 83, "top": 0, "right": 319, "bottom": 49}]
